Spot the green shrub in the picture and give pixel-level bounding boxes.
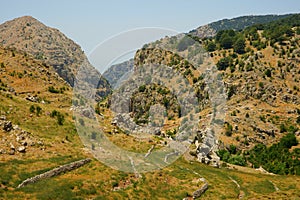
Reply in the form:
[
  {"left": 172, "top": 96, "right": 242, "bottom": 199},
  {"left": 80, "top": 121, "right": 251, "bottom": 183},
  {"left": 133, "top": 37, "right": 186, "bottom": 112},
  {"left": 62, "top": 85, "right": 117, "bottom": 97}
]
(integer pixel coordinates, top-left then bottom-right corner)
[
  {"left": 48, "top": 86, "right": 60, "bottom": 93},
  {"left": 29, "top": 105, "right": 35, "bottom": 113}
]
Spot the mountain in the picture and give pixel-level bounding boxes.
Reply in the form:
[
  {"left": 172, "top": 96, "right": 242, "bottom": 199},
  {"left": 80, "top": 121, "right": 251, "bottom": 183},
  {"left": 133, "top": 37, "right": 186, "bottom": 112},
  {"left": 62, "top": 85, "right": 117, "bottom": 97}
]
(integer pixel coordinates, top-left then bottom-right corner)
[
  {"left": 0, "top": 16, "right": 111, "bottom": 98},
  {"left": 104, "top": 14, "right": 300, "bottom": 173},
  {"left": 102, "top": 58, "right": 134, "bottom": 88},
  {"left": 189, "top": 14, "right": 292, "bottom": 39},
  {"left": 0, "top": 14, "right": 300, "bottom": 199}
]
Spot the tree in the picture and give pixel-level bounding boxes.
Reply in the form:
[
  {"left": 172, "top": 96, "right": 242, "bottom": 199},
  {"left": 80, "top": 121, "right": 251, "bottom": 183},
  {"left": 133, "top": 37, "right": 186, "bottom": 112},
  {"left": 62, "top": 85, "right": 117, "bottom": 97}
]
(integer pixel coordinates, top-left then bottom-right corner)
[
  {"left": 217, "top": 57, "right": 232, "bottom": 70},
  {"left": 57, "top": 113, "right": 65, "bottom": 125},
  {"left": 265, "top": 69, "right": 272, "bottom": 77},
  {"left": 280, "top": 133, "right": 298, "bottom": 149},
  {"left": 233, "top": 38, "right": 246, "bottom": 54},
  {"left": 36, "top": 106, "right": 42, "bottom": 116},
  {"left": 29, "top": 105, "right": 35, "bottom": 113},
  {"left": 207, "top": 42, "right": 216, "bottom": 52},
  {"left": 220, "top": 35, "right": 233, "bottom": 49}
]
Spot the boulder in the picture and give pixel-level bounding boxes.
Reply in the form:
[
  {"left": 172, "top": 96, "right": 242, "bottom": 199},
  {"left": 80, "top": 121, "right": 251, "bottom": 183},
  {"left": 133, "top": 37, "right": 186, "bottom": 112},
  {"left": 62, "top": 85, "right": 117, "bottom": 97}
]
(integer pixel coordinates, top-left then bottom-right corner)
[
  {"left": 0, "top": 115, "right": 6, "bottom": 120},
  {"left": 17, "top": 146, "right": 26, "bottom": 153}
]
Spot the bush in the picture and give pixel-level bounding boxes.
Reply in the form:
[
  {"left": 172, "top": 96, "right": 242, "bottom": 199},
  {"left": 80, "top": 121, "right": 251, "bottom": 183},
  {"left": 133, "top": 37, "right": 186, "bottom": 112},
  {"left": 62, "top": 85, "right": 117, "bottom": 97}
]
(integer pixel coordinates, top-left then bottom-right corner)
[
  {"left": 280, "top": 133, "right": 298, "bottom": 148},
  {"left": 91, "top": 132, "right": 97, "bottom": 140},
  {"left": 138, "top": 85, "right": 146, "bottom": 92},
  {"left": 265, "top": 69, "right": 272, "bottom": 77},
  {"left": 29, "top": 105, "right": 35, "bottom": 113},
  {"left": 220, "top": 35, "right": 233, "bottom": 49},
  {"left": 57, "top": 113, "right": 65, "bottom": 125},
  {"left": 225, "top": 123, "right": 233, "bottom": 136},
  {"left": 233, "top": 38, "right": 245, "bottom": 54},
  {"left": 50, "top": 110, "right": 64, "bottom": 125},
  {"left": 207, "top": 42, "right": 216, "bottom": 52},
  {"left": 228, "top": 155, "right": 246, "bottom": 166},
  {"left": 48, "top": 86, "right": 60, "bottom": 93},
  {"left": 36, "top": 106, "right": 42, "bottom": 116},
  {"left": 79, "top": 118, "right": 85, "bottom": 126},
  {"left": 50, "top": 110, "right": 58, "bottom": 118},
  {"left": 217, "top": 57, "right": 232, "bottom": 70},
  {"left": 246, "top": 135, "right": 299, "bottom": 175}
]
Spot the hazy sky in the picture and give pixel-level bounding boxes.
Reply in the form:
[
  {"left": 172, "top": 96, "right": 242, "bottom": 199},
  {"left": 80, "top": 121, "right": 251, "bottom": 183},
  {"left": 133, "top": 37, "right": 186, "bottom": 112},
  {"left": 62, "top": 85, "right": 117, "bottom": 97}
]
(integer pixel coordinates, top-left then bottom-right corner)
[{"left": 1, "top": 0, "right": 300, "bottom": 55}]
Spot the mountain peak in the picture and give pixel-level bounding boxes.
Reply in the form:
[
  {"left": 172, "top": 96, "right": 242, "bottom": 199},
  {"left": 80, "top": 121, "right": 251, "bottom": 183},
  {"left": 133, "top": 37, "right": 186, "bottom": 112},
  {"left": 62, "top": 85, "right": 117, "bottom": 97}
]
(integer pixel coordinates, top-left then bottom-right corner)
[{"left": 0, "top": 16, "right": 111, "bottom": 97}]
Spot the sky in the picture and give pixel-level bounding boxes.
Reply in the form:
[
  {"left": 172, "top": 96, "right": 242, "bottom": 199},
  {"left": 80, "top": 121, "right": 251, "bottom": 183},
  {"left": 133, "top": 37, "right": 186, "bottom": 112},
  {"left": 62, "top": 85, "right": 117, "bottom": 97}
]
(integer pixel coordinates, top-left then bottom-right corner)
[{"left": 1, "top": 0, "right": 300, "bottom": 54}]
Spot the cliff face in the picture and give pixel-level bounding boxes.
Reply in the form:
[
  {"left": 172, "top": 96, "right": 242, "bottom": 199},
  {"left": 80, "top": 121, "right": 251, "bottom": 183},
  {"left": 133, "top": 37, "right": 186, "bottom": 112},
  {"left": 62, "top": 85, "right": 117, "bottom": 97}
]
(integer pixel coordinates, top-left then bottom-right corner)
[{"left": 0, "top": 16, "right": 111, "bottom": 98}]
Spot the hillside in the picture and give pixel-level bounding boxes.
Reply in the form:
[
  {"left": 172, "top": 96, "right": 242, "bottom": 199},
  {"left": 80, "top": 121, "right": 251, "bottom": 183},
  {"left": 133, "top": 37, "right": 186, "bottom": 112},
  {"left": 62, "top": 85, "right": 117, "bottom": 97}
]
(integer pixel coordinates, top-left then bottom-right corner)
[
  {"left": 0, "top": 14, "right": 300, "bottom": 199},
  {"left": 103, "top": 58, "right": 134, "bottom": 88},
  {"left": 189, "top": 14, "right": 292, "bottom": 40},
  {"left": 0, "top": 16, "right": 111, "bottom": 98},
  {"left": 120, "top": 14, "right": 300, "bottom": 174},
  {"left": 1, "top": 42, "right": 298, "bottom": 200}
]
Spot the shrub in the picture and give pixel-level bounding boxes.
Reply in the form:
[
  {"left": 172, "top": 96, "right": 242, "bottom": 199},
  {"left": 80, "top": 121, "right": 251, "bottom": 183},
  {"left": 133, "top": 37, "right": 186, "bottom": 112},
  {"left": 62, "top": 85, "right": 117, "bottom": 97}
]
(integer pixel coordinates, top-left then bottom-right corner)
[
  {"left": 265, "top": 69, "right": 272, "bottom": 77},
  {"left": 207, "top": 42, "right": 216, "bottom": 52},
  {"left": 48, "top": 86, "right": 60, "bottom": 93},
  {"left": 280, "top": 133, "right": 298, "bottom": 148},
  {"left": 79, "top": 118, "right": 85, "bottom": 126},
  {"left": 57, "top": 113, "right": 65, "bottom": 125},
  {"left": 217, "top": 57, "right": 232, "bottom": 70},
  {"left": 29, "top": 105, "right": 35, "bottom": 113},
  {"left": 225, "top": 123, "right": 233, "bottom": 136},
  {"left": 91, "top": 132, "right": 97, "bottom": 140},
  {"left": 233, "top": 38, "right": 245, "bottom": 54},
  {"left": 138, "top": 85, "right": 146, "bottom": 92},
  {"left": 36, "top": 106, "right": 42, "bottom": 116}
]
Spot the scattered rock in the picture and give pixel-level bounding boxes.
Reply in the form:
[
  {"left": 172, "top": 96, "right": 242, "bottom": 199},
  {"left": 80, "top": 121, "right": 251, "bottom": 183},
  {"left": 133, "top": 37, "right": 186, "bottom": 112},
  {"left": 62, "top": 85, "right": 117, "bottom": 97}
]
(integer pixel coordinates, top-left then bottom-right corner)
[
  {"left": 0, "top": 115, "right": 6, "bottom": 120},
  {"left": 25, "top": 95, "right": 39, "bottom": 102},
  {"left": 17, "top": 146, "right": 26, "bottom": 153},
  {"left": 3, "top": 121, "right": 13, "bottom": 132},
  {"left": 8, "top": 149, "right": 15, "bottom": 155}
]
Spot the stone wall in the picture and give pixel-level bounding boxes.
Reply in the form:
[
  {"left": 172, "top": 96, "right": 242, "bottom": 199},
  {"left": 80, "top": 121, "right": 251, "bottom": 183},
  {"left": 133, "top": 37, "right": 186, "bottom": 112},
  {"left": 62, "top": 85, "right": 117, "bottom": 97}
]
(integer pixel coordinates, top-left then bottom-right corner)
[{"left": 17, "top": 158, "right": 91, "bottom": 188}]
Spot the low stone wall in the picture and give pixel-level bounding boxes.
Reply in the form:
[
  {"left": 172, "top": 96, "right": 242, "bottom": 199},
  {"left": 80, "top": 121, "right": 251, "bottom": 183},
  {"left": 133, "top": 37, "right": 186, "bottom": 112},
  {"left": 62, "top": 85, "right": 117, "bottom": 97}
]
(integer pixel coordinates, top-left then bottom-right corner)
[
  {"left": 17, "top": 158, "right": 91, "bottom": 188},
  {"left": 193, "top": 181, "right": 208, "bottom": 199}
]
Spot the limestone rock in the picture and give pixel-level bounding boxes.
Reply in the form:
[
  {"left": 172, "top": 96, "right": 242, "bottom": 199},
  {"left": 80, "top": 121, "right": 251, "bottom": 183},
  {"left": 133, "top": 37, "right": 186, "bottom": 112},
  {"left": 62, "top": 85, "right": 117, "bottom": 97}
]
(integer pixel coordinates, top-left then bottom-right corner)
[
  {"left": 17, "top": 146, "right": 26, "bottom": 153},
  {"left": 3, "top": 121, "right": 13, "bottom": 132}
]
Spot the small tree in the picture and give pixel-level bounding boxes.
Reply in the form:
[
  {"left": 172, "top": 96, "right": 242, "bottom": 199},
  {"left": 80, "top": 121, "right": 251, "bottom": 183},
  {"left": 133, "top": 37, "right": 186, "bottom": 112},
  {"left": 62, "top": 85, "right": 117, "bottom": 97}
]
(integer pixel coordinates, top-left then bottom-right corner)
[
  {"left": 91, "top": 132, "right": 97, "bottom": 140},
  {"left": 265, "top": 69, "right": 272, "bottom": 77},
  {"left": 233, "top": 38, "right": 245, "bottom": 54},
  {"left": 36, "top": 106, "right": 42, "bottom": 116},
  {"left": 220, "top": 35, "right": 233, "bottom": 49},
  {"left": 217, "top": 57, "right": 232, "bottom": 70},
  {"left": 29, "top": 105, "right": 35, "bottom": 113},
  {"left": 207, "top": 42, "right": 216, "bottom": 52},
  {"left": 57, "top": 113, "right": 65, "bottom": 125}
]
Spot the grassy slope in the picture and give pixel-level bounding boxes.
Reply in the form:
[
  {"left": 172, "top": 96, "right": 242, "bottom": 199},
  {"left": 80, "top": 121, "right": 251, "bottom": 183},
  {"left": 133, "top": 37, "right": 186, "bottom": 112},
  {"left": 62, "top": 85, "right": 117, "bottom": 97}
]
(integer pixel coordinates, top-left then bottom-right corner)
[{"left": 0, "top": 47, "right": 299, "bottom": 199}]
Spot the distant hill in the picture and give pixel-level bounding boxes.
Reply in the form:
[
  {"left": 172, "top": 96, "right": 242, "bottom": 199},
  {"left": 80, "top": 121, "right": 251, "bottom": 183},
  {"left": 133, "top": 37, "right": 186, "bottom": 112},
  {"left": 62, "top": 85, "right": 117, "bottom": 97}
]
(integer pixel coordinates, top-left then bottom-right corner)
[
  {"left": 0, "top": 16, "right": 111, "bottom": 98},
  {"left": 190, "top": 14, "right": 292, "bottom": 38},
  {"left": 103, "top": 59, "right": 134, "bottom": 88}
]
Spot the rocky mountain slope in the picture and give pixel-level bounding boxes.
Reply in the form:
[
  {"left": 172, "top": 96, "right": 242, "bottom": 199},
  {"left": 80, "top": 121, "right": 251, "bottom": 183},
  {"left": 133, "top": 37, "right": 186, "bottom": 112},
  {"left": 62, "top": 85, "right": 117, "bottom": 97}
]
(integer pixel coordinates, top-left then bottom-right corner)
[
  {"left": 0, "top": 14, "right": 300, "bottom": 199},
  {"left": 103, "top": 14, "right": 300, "bottom": 173},
  {"left": 102, "top": 58, "right": 134, "bottom": 88},
  {"left": 189, "top": 14, "right": 292, "bottom": 38},
  {"left": 0, "top": 16, "right": 111, "bottom": 98}
]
